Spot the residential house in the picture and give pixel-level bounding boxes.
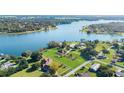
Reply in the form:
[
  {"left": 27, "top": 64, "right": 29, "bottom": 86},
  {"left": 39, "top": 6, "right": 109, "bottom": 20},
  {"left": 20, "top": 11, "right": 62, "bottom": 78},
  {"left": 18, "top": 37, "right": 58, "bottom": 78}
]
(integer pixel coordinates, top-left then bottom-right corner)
[
  {"left": 115, "top": 70, "right": 124, "bottom": 77},
  {"left": 0, "top": 61, "right": 16, "bottom": 70},
  {"left": 42, "top": 58, "right": 52, "bottom": 72},
  {"left": 90, "top": 63, "right": 101, "bottom": 72},
  {"left": 69, "top": 44, "right": 76, "bottom": 49}
]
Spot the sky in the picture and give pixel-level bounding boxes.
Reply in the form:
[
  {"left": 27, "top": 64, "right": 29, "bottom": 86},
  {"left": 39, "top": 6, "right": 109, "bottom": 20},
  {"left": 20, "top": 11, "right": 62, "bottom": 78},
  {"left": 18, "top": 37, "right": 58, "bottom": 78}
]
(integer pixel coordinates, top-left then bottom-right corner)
[{"left": 0, "top": 0, "right": 124, "bottom": 15}]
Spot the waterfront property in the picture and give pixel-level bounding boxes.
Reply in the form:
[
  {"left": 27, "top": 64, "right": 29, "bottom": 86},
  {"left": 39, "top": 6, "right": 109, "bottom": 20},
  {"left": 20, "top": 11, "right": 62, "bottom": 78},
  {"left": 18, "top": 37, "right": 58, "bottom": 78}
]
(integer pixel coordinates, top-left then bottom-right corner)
[
  {"left": 90, "top": 63, "right": 101, "bottom": 72},
  {"left": 1, "top": 16, "right": 124, "bottom": 77},
  {"left": 0, "top": 20, "right": 124, "bottom": 55}
]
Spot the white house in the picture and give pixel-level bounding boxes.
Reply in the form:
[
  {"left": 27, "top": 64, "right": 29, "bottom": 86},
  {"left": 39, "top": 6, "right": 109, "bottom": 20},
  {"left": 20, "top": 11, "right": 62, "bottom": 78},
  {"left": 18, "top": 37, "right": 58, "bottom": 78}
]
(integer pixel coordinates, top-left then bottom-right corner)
[
  {"left": 115, "top": 70, "right": 124, "bottom": 77},
  {"left": 0, "top": 61, "right": 16, "bottom": 70},
  {"left": 69, "top": 44, "right": 76, "bottom": 48},
  {"left": 90, "top": 63, "right": 101, "bottom": 72}
]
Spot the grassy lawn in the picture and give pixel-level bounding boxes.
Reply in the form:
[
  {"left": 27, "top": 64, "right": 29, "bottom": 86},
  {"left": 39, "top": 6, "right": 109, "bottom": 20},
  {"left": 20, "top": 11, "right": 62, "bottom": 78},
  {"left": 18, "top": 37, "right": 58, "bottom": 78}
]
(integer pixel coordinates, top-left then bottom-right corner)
[
  {"left": 115, "top": 62, "right": 124, "bottom": 67},
  {"left": 10, "top": 61, "right": 42, "bottom": 77},
  {"left": 10, "top": 69, "right": 42, "bottom": 77},
  {"left": 70, "top": 60, "right": 117, "bottom": 77},
  {"left": 70, "top": 67, "right": 97, "bottom": 77},
  {"left": 66, "top": 41, "right": 79, "bottom": 45},
  {"left": 43, "top": 48, "right": 86, "bottom": 69},
  {"left": 0, "top": 59, "right": 6, "bottom": 63},
  {"left": 100, "top": 49, "right": 115, "bottom": 64},
  {"left": 95, "top": 42, "right": 110, "bottom": 52}
]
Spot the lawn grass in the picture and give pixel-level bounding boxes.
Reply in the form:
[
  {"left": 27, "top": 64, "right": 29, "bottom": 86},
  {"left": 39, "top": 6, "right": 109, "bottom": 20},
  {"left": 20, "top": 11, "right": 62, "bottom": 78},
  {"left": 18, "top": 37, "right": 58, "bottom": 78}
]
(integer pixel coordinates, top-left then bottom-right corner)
[
  {"left": 115, "top": 62, "right": 124, "bottom": 67},
  {"left": 100, "top": 49, "right": 115, "bottom": 64},
  {"left": 10, "top": 62, "right": 42, "bottom": 77},
  {"left": 43, "top": 48, "right": 86, "bottom": 69},
  {"left": 70, "top": 67, "right": 97, "bottom": 77},
  {"left": 10, "top": 69, "right": 42, "bottom": 77},
  {"left": 95, "top": 42, "right": 109, "bottom": 52},
  {"left": 70, "top": 60, "right": 117, "bottom": 77}
]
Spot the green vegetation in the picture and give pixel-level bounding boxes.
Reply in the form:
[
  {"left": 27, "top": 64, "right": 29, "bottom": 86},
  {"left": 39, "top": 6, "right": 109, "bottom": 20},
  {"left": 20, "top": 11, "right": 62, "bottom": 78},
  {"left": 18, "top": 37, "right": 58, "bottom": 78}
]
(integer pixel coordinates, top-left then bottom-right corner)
[
  {"left": 0, "top": 16, "right": 80, "bottom": 33},
  {"left": 96, "top": 66, "right": 115, "bottom": 77},
  {"left": 82, "top": 22, "right": 124, "bottom": 34},
  {"left": 43, "top": 48, "right": 85, "bottom": 69},
  {"left": 10, "top": 69, "right": 42, "bottom": 77},
  {"left": 1, "top": 40, "right": 124, "bottom": 77}
]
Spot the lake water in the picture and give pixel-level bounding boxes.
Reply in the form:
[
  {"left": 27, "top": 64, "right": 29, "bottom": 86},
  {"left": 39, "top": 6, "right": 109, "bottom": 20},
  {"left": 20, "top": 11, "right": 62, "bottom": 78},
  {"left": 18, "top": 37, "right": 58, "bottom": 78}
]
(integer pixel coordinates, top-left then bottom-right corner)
[{"left": 0, "top": 20, "right": 124, "bottom": 55}]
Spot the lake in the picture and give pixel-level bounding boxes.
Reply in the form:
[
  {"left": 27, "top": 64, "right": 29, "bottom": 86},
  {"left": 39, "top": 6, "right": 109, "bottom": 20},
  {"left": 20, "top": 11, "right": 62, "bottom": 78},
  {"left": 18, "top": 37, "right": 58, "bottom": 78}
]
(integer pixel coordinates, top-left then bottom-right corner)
[{"left": 0, "top": 20, "right": 124, "bottom": 55}]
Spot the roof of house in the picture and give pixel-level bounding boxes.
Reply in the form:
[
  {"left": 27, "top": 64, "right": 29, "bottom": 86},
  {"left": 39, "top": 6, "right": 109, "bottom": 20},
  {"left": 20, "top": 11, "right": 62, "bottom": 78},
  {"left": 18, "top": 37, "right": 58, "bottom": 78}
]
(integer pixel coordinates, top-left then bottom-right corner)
[
  {"left": 90, "top": 63, "right": 101, "bottom": 71},
  {"left": 0, "top": 61, "right": 16, "bottom": 70},
  {"left": 116, "top": 70, "right": 124, "bottom": 77},
  {"left": 79, "top": 43, "right": 85, "bottom": 46},
  {"left": 69, "top": 44, "right": 76, "bottom": 48},
  {"left": 44, "top": 58, "right": 52, "bottom": 65},
  {"left": 80, "top": 73, "right": 90, "bottom": 77}
]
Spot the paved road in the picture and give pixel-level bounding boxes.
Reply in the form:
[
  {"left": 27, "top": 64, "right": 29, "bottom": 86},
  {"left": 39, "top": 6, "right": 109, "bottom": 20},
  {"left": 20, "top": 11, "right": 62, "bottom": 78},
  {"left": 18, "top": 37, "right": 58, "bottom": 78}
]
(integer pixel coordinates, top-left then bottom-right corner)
[
  {"left": 64, "top": 61, "right": 91, "bottom": 77},
  {"left": 64, "top": 46, "right": 124, "bottom": 77},
  {"left": 95, "top": 59, "right": 124, "bottom": 70}
]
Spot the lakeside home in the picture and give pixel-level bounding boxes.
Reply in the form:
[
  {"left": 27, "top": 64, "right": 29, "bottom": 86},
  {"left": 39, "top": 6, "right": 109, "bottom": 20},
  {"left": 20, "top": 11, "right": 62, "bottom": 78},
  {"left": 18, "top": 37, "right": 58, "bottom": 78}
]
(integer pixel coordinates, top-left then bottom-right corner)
[
  {"left": 0, "top": 61, "right": 16, "bottom": 70},
  {"left": 90, "top": 64, "right": 101, "bottom": 72},
  {"left": 1, "top": 16, "right": 124, "bottom": 77},
  {"left": 115, "top": 70, "right": 124, "bottom": 77}
]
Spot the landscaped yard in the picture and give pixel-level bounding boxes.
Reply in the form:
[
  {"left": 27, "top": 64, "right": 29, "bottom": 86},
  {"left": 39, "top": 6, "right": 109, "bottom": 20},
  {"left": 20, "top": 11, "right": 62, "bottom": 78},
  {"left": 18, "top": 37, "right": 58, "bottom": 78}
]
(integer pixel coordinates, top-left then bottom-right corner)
[
  {"left": 70, "top": 60, "right": 117, "bottom": 77},
  {"left": 95, "top": 42, "right": 110, "bottom": 52},
  {"left": 10, "top": 68, "right": 42, "bottom": 77},
  {"left": 10, "top": 61, "right": 42, "bottom": 77},
  {"left": 43, "top": 48, "right": 86, "bottom": 69},
  {"left": 99, "top": 49, "right": 115, "bottom": 64},
  {"left": 70, "top": 67, "right": 97, "bottom": 77},
  {"left": 115, "top": 62, "right": 124, "bottom": 67}
]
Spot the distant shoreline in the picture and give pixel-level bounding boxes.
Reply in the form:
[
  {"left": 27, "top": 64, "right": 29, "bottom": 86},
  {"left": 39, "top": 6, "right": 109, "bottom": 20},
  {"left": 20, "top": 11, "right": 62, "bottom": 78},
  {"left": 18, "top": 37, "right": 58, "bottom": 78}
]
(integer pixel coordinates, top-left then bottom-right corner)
[
  {"left": 0, "top": 26, "right": 57, "bottom": 35},
  {"left": 81, "top": 22, "right": 124, "bottom": 35}
]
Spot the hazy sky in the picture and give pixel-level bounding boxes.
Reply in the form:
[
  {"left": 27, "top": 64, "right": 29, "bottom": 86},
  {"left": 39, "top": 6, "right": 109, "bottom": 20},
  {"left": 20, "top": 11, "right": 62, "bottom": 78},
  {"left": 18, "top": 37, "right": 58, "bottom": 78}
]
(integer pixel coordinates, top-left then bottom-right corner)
[{"left": 0, "top": 0, "right": 124, "bottom": 15}]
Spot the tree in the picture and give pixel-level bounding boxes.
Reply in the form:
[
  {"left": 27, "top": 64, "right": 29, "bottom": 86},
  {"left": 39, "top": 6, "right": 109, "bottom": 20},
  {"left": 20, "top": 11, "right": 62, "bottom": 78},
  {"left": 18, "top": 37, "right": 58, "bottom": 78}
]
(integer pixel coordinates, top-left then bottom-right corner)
[
  {"left": 81, "top": 47, "right": 98, "bottom": 60},
  {"left": 21, "top": 50, "right": 32, "bottom": 57},
  {"left": 27, "top": 62, "right": 41, "bottom": 72},
  {"left": 31, "top": 52, "right": 42, "bottom": 61},
  {"left": 102, "top": 47, "right": 110, "bottom": 54},
  {"left": 120, "top": 44, "right": 124, "bottom": 50},
  {"left": 112, "top": 43, "right": 119, "bottom": 50},
  {"left": 80, "top": 39, "right": 85, "bottom": 43},
  {"left": 50, "top": 62, "right": 59, "bottom": 72},
  {"left": 85, "top": 41, "right": 96, "bottom": 49},
  {"left": 16, "top": 58, "right": 28, "bottom": 71},
  {"left": 6, "top": 67, "right": 17, "bottom": 76},
  {"left": 96, "top": 66, "right": 114, "bottom": 77},
  {"left": 62, "top": 41, "right": 67, "bottom": 48},
  {"left": 94, "top": 40, "right": 99, "bottom": 44},
  {"left": 0, "top": 67, "right": 16, "bottom": 77},
  {"left": 47, "top": 41, "right": 60, "bottom": 48},
  {"left": 10, "top": 55, "right": 17, "bottom": 60},
  {"left": 0, "top": 70, "right": 7, "bottom": 77}
]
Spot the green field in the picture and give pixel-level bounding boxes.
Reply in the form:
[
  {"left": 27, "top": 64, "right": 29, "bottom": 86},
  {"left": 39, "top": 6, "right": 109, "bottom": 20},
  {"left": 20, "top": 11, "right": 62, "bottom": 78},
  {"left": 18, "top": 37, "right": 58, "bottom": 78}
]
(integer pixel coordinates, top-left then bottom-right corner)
[
  {"left": 10, "top": 62, "right": 42, "bottom": 77},
  {"left": 43, "top": 48, "right": 86, "bottom": 69},
  {"left": 10, "top": 69, "right": 42, "bottom": 77},
  {"left": 95, "top": 42, "right": 110, "bottom": 52},
  {"left": 100, "top": 49, "right": 115, "bottom": 64}
]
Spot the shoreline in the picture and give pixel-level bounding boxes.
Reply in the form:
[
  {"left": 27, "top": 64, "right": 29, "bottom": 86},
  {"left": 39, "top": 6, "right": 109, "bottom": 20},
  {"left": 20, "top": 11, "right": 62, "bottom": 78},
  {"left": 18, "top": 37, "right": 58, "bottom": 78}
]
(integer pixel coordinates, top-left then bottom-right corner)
[
  {"left": 81, "top": 30, "right": 124, "bottom": 36},
  {"left": 81, "top": 26, "right": 124, "bottom": 36},
  {"left": 0, "top": 26, "right": 57, "bottom": 35}
]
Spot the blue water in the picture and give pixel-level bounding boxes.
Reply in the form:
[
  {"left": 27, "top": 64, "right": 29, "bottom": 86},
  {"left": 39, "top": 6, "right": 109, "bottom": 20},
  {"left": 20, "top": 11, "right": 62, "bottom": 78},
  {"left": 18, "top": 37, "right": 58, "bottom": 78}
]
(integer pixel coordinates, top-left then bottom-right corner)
[{"left": 0, "top": 20, "right": 124, "bottom": 55}]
